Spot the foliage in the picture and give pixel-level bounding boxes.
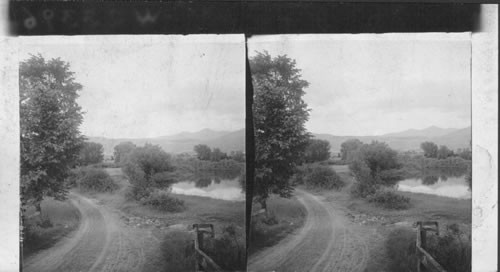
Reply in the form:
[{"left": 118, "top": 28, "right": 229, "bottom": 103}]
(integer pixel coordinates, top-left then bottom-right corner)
[
  {"left": 91, "top": 161, "right": 119, "bottom": 168},
  {"left": 367, "top": 187, "right": 410, "bottom": 210},
  {"left": 426, "top": 223, "right": 471, "bottom": 272},
  {"left": 349, "top": 159, "right": 377, "bottom": 198},
  {"left": 122, "top": 144, "right": 176, "bottom": 201},
  {"left": 193, "top": 144, "right": 234, "bottom": 162},
  {"left": 305, "top": 165, "right": 344, "bottom": 190},
  {"left": 140, "top": 190, "right": 185, "bottom": 212},
  {"left": 174, "top": 156, "right": 244, "bottom": 174},
  {"left": 20, "top": 54, "right": 85, "bottom": 211},
  {"left": 194, "top": 144, "right": 212, "bottom": 160},
  {"left": 437, "top": 145, "right": 454, "bottom": 159},
  {"left": 420, "top": 141, "right": 438, "bottom": 158},
  {"left": 340, "top": 138, "right": 363, "bottom": 162},
  {"left": 357, "top": 141, "right": 400, "bottom": 174},
  {"left": 293, "top": 164, "right": 344, "bottom": 190},
  {"left": 78, "top": 141, "right": 104, "bottom": 166},
  {"left": 348, "top": 142, "right": 407, "bottom": 208},
  {"left": 125, "top": 143, "right": 175, "bottom": 179},
  {"left": 160, "top": 230, "right": 196, "bottom": 271},
  {"left": 457, "top": 148, "right": 472, "bottom": 160},
  {"left": 113, "top": 141, "right": 136, "bottom": 164},
  {"left": 229, "top": 150, "right": 246, "bottom": 162},
  {"left": 76, "top": 167, "right": 118, "bottom": 193},
  {"left": 304, "top": 139, "right": 331, "bottom": 163},
  {"left": 387, "top": 224, "right": 471, "bottom": 272},
  {"left": 210, "top": 147, "right": 227, "bottom": 161},
  {"left": 251, "top": 51, "right": 311, "bottom": 208},
  {"left": 398, "top": 154, "right": 471, "bottom": 175},
  {"left": 465, "top": 166, "right": 472, "bottom": 189},
  {"left": 151, "top": 171, "right": 178, "bottom": 188},
  {"left": 204, "top": 224, "right": 246, "bottom": 271},
  {"left": 386, "top": 228, "right": 418, "bottom": 272}
]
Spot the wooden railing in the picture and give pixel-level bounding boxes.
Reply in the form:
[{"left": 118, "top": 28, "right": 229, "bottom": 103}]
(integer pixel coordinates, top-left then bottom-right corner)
[
  {"left": 193, "top": 223, "right": 223, "bottom": 272},
  {"left": 415, "top": 221, "right": 447, "bottom": 272}
]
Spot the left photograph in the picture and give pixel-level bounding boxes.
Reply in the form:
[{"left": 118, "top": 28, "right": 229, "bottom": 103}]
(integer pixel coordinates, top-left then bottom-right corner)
[{"left": 19, "top": 35, "right": 246, "bottom": 272}]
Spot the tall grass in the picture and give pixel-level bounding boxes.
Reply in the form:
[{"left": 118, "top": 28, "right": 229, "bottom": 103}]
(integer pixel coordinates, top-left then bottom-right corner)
[
  {"left": 203, "top": 224, "right": 246, "bottom": 271},
  {"left": 159, "top": 230, "right": 196, "bottom": 271},
  {"left": 386, "top": 224, "right": 471, "bottom": 272},
  {"left": 140, "top": 190, "right": 185, "bottom": 212},
  {"left": 367, "top": 187, "right": 410, "bottom": 210}
]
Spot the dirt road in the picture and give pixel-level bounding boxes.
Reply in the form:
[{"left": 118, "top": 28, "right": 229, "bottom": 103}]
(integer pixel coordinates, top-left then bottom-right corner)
[
  {"left": 248, "top": 189, "right": 369, "bottom": 272},
  {"left": 23, "top": 192, "right": 148, "bottom": 272}
]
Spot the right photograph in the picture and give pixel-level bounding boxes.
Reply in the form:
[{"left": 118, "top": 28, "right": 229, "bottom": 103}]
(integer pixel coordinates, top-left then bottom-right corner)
[{"left": 247, "top": 34, "right": 472, "bottom": 272}]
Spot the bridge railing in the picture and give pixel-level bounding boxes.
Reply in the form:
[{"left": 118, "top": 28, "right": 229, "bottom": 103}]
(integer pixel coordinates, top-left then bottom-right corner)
[
  {"left": 415, "top": 221, "right": 447, "bottom": 272},
  {"left": 192, "top": 223, "right": 223, "bottom": 272}
]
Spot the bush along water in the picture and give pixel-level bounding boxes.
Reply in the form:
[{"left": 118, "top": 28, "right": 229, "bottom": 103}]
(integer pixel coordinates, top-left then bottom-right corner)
[
  {"left": 348, "top": 141, "right": 410, "bottom": 209},
  {"left": 140, "top": 190, "right": 185, "bottom": 212}
]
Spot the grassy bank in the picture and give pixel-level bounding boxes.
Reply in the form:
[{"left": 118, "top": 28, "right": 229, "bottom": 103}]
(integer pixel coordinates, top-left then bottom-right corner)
[
  {"left": 22, "top": 198, "right": 81, "bottom": 258},
  {"left": 249, "top": 195, "right": 307, "bottom": 256},
  {"left": 98, "top": 167, "right": 246, "bottom": 271},
  {"left": 321, "top": 165, "right": 471, "bottom": 272}
]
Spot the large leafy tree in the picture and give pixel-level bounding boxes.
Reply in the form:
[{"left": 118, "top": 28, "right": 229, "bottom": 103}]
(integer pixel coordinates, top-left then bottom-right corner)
[
  {"left": 251, "top": 51, "right": 311, "bottom": 209},
  {"left": 340, "top": 138, "right": 363, "bottom": 161},
  {"left": 421, "top": 141, "right": 438, "bottom": 158},
  {"left": 78, "top": 141, "right": 104, "bottom": 165},
  {"left": 304, "top": 138, "right": 331, "bottom": 163},
  {"left": 437, "top": 145, "right": 453, "bottom": 159},
  {"left": 20, "top": 54, "right": 85, "bottom": 212},
  {"left": 113, "top": 141, "right": 136, "bottom": 164},
  {"left": 194, "top": 144, "right": 212, "bottom": 160},
  {"left": 123, "top": 143, "right": 176, "bottom": 199}
]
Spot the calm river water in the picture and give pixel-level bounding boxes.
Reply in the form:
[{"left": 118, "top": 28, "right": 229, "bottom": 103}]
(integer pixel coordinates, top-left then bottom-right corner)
[
  {"left": 397, "top": 174, "right": 470, "bottom": 199},
  {"left": 171, "top": 173, "right": 245, "bottom": 201}
]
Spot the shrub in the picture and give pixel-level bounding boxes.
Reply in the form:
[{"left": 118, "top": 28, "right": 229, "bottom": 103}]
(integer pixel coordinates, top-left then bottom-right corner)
[
  {"left": 151, "top": 171, "right": 178, "bottom": 188},
  {"left": 160, "top": 230, "right": 196, "bottom": 271},
  {"left": 350, "top": 181, "right": 378, "bottom": 198},
  {"left": 386, "top": 224, "right": 471, "bottom": 272},
  {"left": 92, "top": 161, "right": 119, "bottom": 168},
  {"left": 304, "top": 165, "right": 344, "bottom": 190},
  {"left": 65, "top": 167, "right": 86, "bottom": 188},
  {"left": 140, "top": 191, "right": 185, "bottom": 212},
  {"left": 367, "top": 187, "right": 410, "bottom": 210},
  {"left": 203, "top": 224, "right": 246, "bottom": 271},
  {"left": 426, "top": 224, "right": 471, "bottom": 272},
  {"left": 77, "top": 168, "right": 119, "bottom": 193},
  {"left": 386, "top": 228, "right": 418, "bottom": 272}
]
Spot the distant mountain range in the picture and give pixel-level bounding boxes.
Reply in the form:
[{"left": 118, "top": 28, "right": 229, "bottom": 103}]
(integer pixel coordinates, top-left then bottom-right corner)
[
  {"left": 89, "top": 126, "right": 471, "bottom": 156},
  {"left": 313, "top": 126, "right": 471, "bottom": 153},
  {"left": 87, "top": 128, "right": 245, "bottom": 156}
]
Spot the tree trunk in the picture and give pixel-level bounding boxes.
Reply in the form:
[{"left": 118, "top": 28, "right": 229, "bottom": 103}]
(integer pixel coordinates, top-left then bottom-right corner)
[{"left": 259, "top": 198, "right": 268, "bottom": 213}]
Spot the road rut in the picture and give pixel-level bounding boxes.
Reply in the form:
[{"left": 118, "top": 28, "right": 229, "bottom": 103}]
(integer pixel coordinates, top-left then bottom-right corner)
[
  {"left": 248, "top": 189, "right": 369, "bottom": 272},
  {"left": 23, "top": 192, "right": 146, "bottom": 272}
]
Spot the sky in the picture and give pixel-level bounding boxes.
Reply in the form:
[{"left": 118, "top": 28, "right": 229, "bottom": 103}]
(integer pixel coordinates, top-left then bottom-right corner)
[
  {"left": 248, "top": 33, "right": 472, "bottom": 136},
  {"left": 19, "top": 35, "right": 245, "bottom": 138}
]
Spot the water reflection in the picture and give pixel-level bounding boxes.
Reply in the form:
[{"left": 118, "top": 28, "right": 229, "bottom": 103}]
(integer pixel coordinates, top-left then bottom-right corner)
[
  {"left": 397, "top": 174, "right": 470, "bottom": 199},
  {"left": 171, "top": 171, "right": 245, "bottom": 201}
]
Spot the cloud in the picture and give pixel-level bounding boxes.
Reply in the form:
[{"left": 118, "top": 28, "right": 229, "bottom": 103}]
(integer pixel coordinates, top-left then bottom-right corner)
[
  {"left": 20, "top": 35, "right": 245, "bottom": 138},
  {"left": 249, "top": 34, "right": 471, "bottom": 135}
]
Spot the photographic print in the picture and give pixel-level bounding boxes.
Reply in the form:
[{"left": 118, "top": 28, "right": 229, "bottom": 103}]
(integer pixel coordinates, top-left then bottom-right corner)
[
  {"left": 19, "top": 35, "right": 246, "bottom": 272},
  {"left": 248, "top": 34, "right": 472, "bottom": 272}
]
